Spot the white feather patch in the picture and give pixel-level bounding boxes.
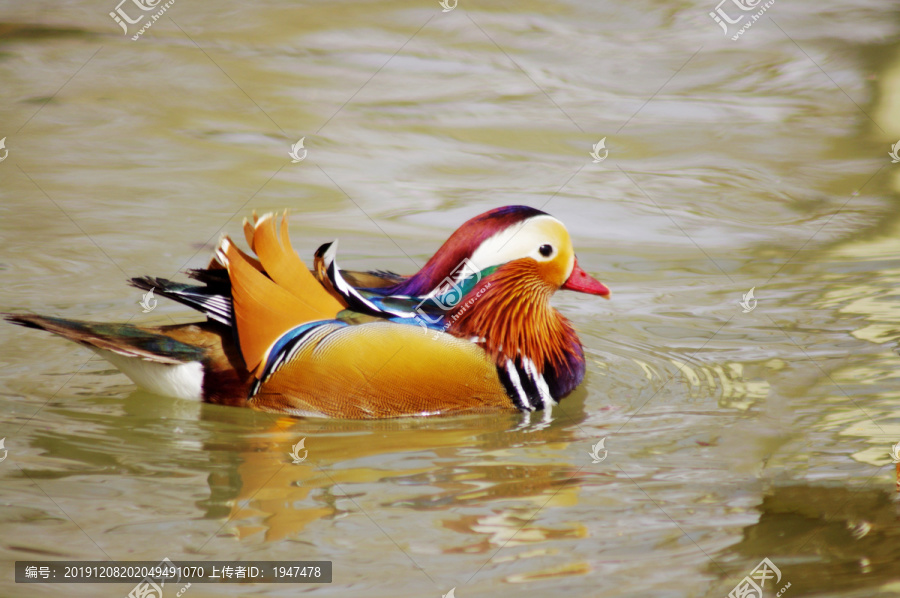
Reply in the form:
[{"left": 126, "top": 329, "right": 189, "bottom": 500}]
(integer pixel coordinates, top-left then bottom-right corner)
[
  {"left": 93, "top": 348, "right": 204, "bottom": 401},
  {"left": 468, "top": 215, "right": 573, "bottom": 276}
]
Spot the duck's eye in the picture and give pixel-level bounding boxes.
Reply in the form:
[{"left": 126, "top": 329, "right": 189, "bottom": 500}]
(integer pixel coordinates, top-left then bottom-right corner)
[{"left": 539, "top": 244, "right": 553, "bottom": 257}]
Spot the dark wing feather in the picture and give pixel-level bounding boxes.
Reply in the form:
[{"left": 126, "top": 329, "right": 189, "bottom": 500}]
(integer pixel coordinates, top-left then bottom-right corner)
[{"left": 130, "top": 276, "right": 233, "bottom": 326}]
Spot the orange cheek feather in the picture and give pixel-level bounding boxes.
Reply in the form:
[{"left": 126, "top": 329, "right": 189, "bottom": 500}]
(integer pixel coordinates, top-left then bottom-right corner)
[{"left": 536, "top": 258, "right": 569, "bottom": 289}]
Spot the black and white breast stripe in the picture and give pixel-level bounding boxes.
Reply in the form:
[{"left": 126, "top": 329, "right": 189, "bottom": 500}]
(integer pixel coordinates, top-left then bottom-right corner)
[{"left": 496, "top": 356, "right": 557, "bottom": 412}]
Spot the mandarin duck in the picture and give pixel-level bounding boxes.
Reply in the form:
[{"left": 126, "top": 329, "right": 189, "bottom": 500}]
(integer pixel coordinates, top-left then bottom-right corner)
[{"left": 5, "top": 206, "right": 610, "bottom": 418}]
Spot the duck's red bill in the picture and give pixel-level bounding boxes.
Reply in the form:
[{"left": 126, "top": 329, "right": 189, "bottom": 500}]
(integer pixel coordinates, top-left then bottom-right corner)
[{"left": 562, "top": 259, "right": 610, "bottom": 297}]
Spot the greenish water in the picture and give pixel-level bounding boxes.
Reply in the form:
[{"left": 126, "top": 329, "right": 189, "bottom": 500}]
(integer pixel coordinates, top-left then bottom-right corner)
[{"left": 2, "top": 1, "right": 900, "bottom": 596}]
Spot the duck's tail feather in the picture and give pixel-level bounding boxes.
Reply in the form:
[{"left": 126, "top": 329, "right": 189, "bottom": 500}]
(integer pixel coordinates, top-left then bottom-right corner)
[
  {"left": 3, "top": 313, "right": 202, "bottom": 363},
  {"left": 3, "top": 313, "right": 208, "bottom": 400}
]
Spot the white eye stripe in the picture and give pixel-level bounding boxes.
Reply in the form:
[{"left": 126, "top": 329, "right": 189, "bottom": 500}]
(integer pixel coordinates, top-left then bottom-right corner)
[{"left": 469, "top": 215, "right": 567, "bottom": 271}]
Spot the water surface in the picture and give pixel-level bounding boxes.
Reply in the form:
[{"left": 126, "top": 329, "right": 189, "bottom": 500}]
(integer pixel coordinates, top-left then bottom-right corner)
[{"left": 2, "top": 1, "right": 900, "bottom": 596}]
